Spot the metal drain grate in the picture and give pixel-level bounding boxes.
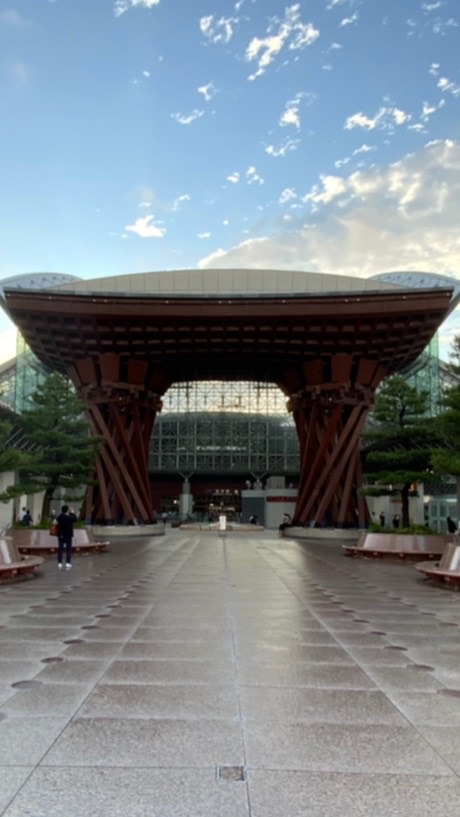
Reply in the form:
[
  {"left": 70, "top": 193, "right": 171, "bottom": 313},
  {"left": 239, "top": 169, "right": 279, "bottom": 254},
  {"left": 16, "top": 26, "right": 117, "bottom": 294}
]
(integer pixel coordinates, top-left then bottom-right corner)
[{"left": 216, "top": 765, "right": 246, "bottom": 782}]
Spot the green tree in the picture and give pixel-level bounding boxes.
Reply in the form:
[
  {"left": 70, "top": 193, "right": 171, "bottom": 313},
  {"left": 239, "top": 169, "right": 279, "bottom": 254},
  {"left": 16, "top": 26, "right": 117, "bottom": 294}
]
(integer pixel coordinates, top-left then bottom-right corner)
[
  {"left": 362, "top": 375, "right": 439, "bottom": 528},
  {"left": 431, "top": 335, "right": 460, "bottom": 511},
  {"left": 0, "top": 411, "right": 30, "bottom": 477},
  {"left": 0, "top": 373, "right": 100, "bottom": 521}
]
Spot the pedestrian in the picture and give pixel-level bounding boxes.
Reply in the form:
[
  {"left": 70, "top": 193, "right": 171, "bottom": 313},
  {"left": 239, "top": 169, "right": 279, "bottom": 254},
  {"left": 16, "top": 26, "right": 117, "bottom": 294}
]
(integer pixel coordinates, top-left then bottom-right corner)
[
  {"left": 56, "top": 504, "right": 77, "bottom": 570},
  {"left": 392, "top": 514, "right": 400, "bottom": 529},
  {"left": 22, "top": 509, "right": 33, "bottom": 526},
  {"left": 379, "top": 511, "right": 385, "bottom": 527},
  {"left": 447, "top": 516, "right": 457, "bottom": 534},
  {"left": 278, "top": 512, "right": 292, "bottom": 537}
]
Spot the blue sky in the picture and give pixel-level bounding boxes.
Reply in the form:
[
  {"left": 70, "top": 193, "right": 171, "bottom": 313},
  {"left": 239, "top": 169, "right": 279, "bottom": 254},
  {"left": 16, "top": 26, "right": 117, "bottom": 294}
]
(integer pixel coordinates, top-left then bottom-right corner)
[{"left": 1, "top": 0, "right": 460, "bottom": 358}]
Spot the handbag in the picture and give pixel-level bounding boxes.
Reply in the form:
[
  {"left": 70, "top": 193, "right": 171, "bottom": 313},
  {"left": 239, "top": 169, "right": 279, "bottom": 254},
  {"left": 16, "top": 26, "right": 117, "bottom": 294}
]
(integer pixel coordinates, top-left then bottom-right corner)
[{"left": 49, "top": 521, "right": 58, "bottom": 537}]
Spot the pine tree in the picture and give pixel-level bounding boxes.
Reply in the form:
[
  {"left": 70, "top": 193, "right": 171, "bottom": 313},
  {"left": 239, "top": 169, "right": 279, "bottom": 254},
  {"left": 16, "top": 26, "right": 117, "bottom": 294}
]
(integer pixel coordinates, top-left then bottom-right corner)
[
  {"left": 431, "top": 335, "right": 460, "bottom": 513},
  {"left": 0, "top": 373, "right": 100, "bottom": 521},
  {"left": 362, "top": 375, "right": 439, "bottom": 528}
]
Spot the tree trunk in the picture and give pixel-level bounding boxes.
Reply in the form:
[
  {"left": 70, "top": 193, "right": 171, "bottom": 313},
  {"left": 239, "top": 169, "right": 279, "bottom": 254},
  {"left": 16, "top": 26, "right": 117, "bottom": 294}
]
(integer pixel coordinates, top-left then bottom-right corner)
[
  {"left": 42, "top": 485, "right": 58, "bottom": 522},
  {"left": 401, "top": 484, "right": 411, "bottom": 528},
  {"left": 456, "top": 476, "right": 460, "bottom": 523}
]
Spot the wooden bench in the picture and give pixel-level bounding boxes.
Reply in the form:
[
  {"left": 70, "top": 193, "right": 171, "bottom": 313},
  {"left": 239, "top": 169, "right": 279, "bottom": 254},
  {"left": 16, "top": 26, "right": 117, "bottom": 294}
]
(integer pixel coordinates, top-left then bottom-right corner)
[
  {"left": 0, "top": 534, "right": 43, "bottom": 582},
  {"left": 343, "top": 532, "right": 449, "bottom": 560},
  {"left": 10, "top": 527, "right": 109, "bottom": 557},
  {"left": 416, "top": 540, "right": 460, "bottom": 588}
]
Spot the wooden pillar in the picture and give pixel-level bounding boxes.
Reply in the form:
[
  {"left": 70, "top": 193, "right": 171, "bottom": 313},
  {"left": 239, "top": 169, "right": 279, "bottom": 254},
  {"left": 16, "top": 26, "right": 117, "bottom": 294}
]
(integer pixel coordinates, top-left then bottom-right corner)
[
  {"left": 283, "top": 355, "right": 386, "bottom": 530},
  {"left": 68, "top": 355, "right": 168, "bottom": 525}
]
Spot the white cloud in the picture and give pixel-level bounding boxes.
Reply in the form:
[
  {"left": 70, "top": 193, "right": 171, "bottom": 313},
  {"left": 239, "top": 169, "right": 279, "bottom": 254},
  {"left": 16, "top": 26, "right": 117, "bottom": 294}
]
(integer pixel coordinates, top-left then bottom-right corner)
[
  {"left": 304, "top": 174, "right": 347, "bottom": 204},
  {"left": 198, "top": 232, "right": 211, "bottom": 239},
  {"left": 172, "top": 194, "right": 190, "bottom": 210},
  {"left": 340, "top": 12, "right": 359, "bottom": 27},
  {"left": 171, "top": 109, "right": 205, "bottom": 125},
  {"left": 345, "top": 111, "right": 380, "bottom": 130},
  {"left": 335, "top": 143, "right": 376, "bottom": 169},
  {"left": 438, "top": 76, "right": 460, "bottom": 97},
  {"left": 431, "top": 17, "right": 458, "bottom": 35},
  {"left": 344, "top": 105, "right": 411, "bottom": 131},
  {"left": 279, "top": 91, "right": 314, "bottom": 129},
  {"left": 354, "top": 143, "right": 375, "bottom": 155},
  {"left": 125, "top": 215, "right": 165, "bottom": 238},
  {"left": 198, "top": 141, "right": 460, "bottom": 300},
  {"left": 246, "top": 166, "right": 264, "bottom": 185},
  {"left": 0, "top": 9, "right": 30, "bottom": 26},
  {"left": 245, "top": 5, "right": 319, "bottom": 80},
  {"left": 326, "top": 0, "right": 358, "bottom": 8},
  {"left": 227, "top": 172, "right": 240, "bottom": 184},
  {"left": 265, "top": 138, "right": 300, "bottom": 157},
  {"left": 200, "top": 15, "right": 237, "bottom": 44},
  {"left": 114, "top": 0, "right": 160, "bottom": 17},
  {"left": 198, "top": 81, "right": 216, "bottom": 101},
  {"left": 421, "top": 101, "right": 437, "bottom": 120},
  {"left": 279, "top": 188, "right": 297, "bottom": 204}
]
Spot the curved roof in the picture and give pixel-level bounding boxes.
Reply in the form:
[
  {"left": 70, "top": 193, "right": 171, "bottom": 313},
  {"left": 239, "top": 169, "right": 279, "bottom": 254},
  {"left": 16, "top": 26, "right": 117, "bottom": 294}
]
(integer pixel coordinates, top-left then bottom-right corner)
[
  {"left": 50, "top": 267, "right": 405, "bottom": 298},
  {"left": 3, "top": 277, "right": 453, "bottom": 389},
  {"left": 0, "top": 272, "right": 80, "bottom": 302},
  {"left": 372, "top": 270, "right": 460, "bottom": 315}
]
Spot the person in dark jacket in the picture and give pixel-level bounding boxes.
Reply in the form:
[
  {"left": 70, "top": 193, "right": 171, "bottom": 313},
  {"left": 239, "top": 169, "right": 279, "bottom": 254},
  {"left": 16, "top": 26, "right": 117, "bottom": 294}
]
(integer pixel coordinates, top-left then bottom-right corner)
[
  {"left": 56, "top": 504, "right": 77, "bottom": 570},
  {"left": 447, "top": 516, "right": 457, "bottom": 534}
]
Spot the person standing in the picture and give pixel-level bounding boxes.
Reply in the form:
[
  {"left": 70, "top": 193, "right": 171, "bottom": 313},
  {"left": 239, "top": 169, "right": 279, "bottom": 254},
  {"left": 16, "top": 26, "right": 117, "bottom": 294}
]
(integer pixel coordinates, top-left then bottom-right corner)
[
  {"left": 447, "top": 516, "right": 457, "bottom": 534},
  {"left": 57, "top": 504, "right": 77, "bottom": 570}
]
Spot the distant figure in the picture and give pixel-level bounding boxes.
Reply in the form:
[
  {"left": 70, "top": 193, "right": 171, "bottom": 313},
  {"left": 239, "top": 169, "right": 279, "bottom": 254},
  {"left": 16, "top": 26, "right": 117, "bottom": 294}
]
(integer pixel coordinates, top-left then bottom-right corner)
[
  {"left": 379, "top": 512, "right": 385, "bottom": 527},
  {"left": 278, "top": 513, "right": 292, "bottom": 537},
  {"left": 56, "top": 504, "right": 77, "bottom": 570},
  {"left": 21, "top": 509, "right": 32, "bottom": 526},
  {"left": 162, "top": 512, "right": 168, "bottom": 525},
  {"left": 447, "top": 516, "right": 457, "bottom": 534},
  {"left": 392, "top": 514, "right": 400, "bottom": 529},
  {"left": 249, "top": 514, "right": 258, "bottom": 525}
]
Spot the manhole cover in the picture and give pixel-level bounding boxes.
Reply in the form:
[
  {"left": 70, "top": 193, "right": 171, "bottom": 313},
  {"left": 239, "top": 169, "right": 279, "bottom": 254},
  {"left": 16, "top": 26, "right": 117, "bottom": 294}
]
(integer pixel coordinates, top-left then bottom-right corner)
[{"left": 216, "top": 766, "right": 246, "bottom": 782}]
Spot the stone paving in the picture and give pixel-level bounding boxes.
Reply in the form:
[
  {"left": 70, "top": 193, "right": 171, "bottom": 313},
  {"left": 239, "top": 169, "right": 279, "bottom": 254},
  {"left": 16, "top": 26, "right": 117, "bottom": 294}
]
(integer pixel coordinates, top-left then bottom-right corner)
[{"left": 0, "top": 530, "right": 460, "bottom": 816}]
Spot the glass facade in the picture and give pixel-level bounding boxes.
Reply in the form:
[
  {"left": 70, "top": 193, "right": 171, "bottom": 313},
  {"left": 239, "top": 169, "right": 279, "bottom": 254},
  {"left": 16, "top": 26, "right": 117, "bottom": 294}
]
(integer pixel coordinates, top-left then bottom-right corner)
[
  {"left": 404, "top": 336, "right": 442, "bottom": 416},
  {"left": 150, "top": 381, "right": 299, "bottom": 476},
  {"left": 14, "top": 335, "right": 52, "bottom": 413}
]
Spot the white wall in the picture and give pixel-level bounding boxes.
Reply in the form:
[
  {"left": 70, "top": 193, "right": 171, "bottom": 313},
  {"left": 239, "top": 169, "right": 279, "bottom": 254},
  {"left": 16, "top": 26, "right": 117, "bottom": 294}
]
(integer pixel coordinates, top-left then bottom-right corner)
[
  {"left": 0, "top": 470, "right": 15, "bottom": 530},
  {"left": 242, "top": 488, "right": 297, "bottom": 528},
  {"left": 264, "top": 489, "right": 297, "bottom": 529}
]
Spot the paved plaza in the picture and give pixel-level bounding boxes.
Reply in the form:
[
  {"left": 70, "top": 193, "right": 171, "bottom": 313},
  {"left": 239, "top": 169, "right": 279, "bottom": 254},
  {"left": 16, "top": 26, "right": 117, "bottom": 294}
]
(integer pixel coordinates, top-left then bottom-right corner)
[{"left": 0, "top": 530, "right": 460, "bottom": 816}]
